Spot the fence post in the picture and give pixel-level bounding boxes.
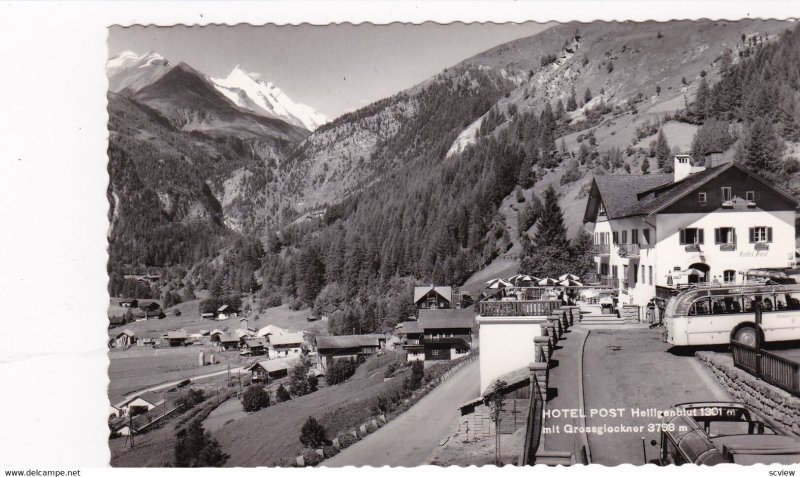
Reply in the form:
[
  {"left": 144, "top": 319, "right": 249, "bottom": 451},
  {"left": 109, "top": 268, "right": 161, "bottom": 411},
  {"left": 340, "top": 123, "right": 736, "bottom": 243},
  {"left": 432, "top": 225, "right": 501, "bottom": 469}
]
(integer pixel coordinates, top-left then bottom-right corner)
[{"left": 755, "top": 303, "right": 763, "bottom": 377}]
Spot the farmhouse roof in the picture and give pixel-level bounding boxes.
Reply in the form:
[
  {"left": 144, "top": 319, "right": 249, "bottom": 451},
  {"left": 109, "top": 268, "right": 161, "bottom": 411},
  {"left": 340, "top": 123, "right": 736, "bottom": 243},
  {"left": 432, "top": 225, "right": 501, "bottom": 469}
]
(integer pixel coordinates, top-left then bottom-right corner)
[
  {"left": 167, "top": 330, "right": 187, "bottom": 340},
  {"left": 399, "top": 321, "right": 423, "bottom": 334},
  {"left": 269, "top": 332, "right": 304, "bottom": 346},
  {"left": 252, "top": 357, "right": 300, "bottom": 374},
  {"left": 117, "top": 329, "right": 135, "bottom": 338},
  {"left": 413, "top": 286, "right": 452, "bottom": 304},
  {"left": 122, "top": 390, "right": 164, "bottom": 407},
  {"left": 244, "top": 338, "right": 266, "bottom": 348},
  {"left": 315, "top": 334, "right": 385, "bottom": 351},
  {"left": 218, "top": 333, "right": 239, "bottom": 343},
  {"left": 418, "top": 309, "right": 474, "bottom": 330},
  {"left": 256, "top": 324, "right": 287, "bottom": 338}
]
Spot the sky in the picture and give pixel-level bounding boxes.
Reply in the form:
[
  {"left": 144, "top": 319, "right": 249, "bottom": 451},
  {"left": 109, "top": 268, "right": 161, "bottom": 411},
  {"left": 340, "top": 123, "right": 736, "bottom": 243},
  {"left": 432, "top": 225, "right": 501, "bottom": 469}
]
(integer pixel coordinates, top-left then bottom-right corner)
[{"left": 108, "top": 22, "right": 551, "bottom": 120}]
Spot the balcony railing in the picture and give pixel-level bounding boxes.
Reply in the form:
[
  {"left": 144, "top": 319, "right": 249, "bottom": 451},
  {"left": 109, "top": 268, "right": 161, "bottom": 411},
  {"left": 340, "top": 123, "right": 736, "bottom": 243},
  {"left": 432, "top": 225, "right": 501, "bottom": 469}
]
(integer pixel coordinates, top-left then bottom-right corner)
[
  {"left": 602, "top": 277, "right": 620, "bottom": 289},
  {"left": 592, "top": 244, "right": 610, "bottom": 255},
  {"left": 617, "top": 243, "right": 640, "bottom": 257},
  {"left": 478, "top": 300, "right": 559, "bottom": 317}
]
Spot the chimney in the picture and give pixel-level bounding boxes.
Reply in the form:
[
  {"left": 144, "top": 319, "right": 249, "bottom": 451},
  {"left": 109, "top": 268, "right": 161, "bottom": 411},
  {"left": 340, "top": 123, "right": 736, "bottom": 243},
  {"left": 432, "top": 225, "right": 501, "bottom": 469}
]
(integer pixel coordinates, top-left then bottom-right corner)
[{"left": 673, "top": 154, "right": 705, "bottom": 182}]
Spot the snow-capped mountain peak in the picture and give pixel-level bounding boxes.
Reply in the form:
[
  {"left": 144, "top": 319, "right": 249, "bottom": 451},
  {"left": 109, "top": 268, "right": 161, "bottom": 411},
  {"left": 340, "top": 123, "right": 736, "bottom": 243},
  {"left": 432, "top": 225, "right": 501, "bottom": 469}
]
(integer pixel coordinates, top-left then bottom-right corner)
[
  {"left": 107, "top": 51, "right": 172, "bottom": 93},
  {"left": 211, "top": 66, "right": 327, "bottom": 131}
]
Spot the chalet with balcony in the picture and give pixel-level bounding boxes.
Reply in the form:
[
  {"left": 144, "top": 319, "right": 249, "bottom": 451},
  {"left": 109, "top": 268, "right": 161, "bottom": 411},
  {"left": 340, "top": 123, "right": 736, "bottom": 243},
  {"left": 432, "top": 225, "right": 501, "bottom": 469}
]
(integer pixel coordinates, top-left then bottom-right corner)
[
  {"left": 399, "top": 320, "right": 424, "bottom": 362},
  {"left": 414, "top": 286, "right": 453, "bottom": 309},
  {"left": 584, "top": 156, "right": 798, "bottom": 311},
  {"left": 314, "top": 334, "right": 386, "bottom": 371},
  {"left": 417, "top": 309, "right": 474, "bottom": 361}
]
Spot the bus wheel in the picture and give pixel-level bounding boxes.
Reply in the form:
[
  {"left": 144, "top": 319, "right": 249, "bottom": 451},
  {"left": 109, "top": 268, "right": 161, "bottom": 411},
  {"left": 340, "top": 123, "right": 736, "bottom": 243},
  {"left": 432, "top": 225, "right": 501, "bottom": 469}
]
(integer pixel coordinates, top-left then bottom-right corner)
[{"left": 733, "top": 326, "right": 757, "bottom": 346}]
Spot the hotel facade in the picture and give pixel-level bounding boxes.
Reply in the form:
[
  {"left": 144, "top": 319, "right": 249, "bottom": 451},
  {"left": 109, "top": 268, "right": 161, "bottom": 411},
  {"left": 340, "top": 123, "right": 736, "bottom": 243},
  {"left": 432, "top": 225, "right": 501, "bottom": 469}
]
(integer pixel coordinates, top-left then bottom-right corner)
[{"left": 584, "top": 156, "right": 798, "bottom": 311}]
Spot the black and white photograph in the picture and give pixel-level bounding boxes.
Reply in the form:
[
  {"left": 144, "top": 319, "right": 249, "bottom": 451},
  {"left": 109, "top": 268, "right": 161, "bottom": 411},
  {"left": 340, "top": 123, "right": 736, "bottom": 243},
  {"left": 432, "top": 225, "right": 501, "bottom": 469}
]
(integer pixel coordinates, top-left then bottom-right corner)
[{"left": 2, "top": 2, "right": 800, "bottom": 475}]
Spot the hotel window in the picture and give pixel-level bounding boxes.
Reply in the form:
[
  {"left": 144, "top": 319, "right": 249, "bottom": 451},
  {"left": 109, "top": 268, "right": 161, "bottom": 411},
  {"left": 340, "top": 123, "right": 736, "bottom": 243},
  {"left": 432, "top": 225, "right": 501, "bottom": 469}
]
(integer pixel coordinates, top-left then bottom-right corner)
[
  {"left": 641, "top": 265, "right": 645, "bottom": 283},
  {"left": 648, "top": 266, "right": 653, "bottom": 285},
  {"left": 698, "top": 192, "right": 707, "bottom": 206},
  {"left": 612, "top": 231, "right": 619, "bottom": 244},
  {"left": 642, "top": 228, "right": 651, "bottom": 244},
  {"left": 714, "top": 227, "right": 736, "bottom": 244},
  {"left": 679, "top": 228, "right": 704, "bottom": 245},
  {"left": 749, "top": 226, "right": 773, "bottom": 243},
  {"left": 621, "top": 230, "right": 628, "bottom": 244},
  {"left": 611, "top": 265, "right": 618, "bottom": 278},
  {"left": 723, "top": 270, "right": 736, "bottom": 284},
  {"left": 631, "top": 229, "right": 639, "bottom": 244},
  {"left": 721, "top": 187, "right": 732, "bottom": 201}
]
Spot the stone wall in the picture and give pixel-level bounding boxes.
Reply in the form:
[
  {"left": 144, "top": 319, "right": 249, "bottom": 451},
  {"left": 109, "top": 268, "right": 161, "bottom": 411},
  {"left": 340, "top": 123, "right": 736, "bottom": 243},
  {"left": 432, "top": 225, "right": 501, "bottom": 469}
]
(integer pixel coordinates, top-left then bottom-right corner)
[{"left": 696, "top": 351, "right": 800, "bottom": 434}]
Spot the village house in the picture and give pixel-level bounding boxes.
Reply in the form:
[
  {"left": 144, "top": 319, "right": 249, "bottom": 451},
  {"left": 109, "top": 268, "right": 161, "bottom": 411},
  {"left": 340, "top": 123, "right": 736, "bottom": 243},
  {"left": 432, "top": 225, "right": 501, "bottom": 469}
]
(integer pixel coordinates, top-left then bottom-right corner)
[
  {"left": 399, "top": 320, "right": 424, "bottom": 362},
  {"left": 256, "top": 324, "right": 287, "bottom": 339},
  {"left": 240, "top": 338, "right": 267, "bottom": 356},
  {"left": 414, "top": 285, "right": 453, "bottom": 309},
  {"left": 216, "top": 304, "right": 239, "bottom": 321},
  {"left": 214, "top": 333, "right": 240, "bottom": 351},
  {"left": 200, "top": 312, "right": 215, "bottom": 320},
  {"left": 118, "top": 298, "right": 138, "bottom": 308},
  {"left": 418, "top": 309, "right": 474, "bottom": 361},
  {"left": 584, "top": 156, "right": 799, "bottom": 314},
  {"left": 247, "top": 357, "right": 300, "bottom": 382},
  {"left": 118, "top": 391, "right": 165, "bottom": 416},
  {"left": 314, "top": 334, "right": 387, "bottom": 371},
  {"left": 112, "top": 329, "right": 136, "bottom": 348},
  {"left": 108, "top": 315, "right": 126, "bottom": 329},
  {"left": 166, "top": 330, "right": 188, "bottom": 347},
  {"left": 268, "top": 332, "right": 305, "bottom": 359}
]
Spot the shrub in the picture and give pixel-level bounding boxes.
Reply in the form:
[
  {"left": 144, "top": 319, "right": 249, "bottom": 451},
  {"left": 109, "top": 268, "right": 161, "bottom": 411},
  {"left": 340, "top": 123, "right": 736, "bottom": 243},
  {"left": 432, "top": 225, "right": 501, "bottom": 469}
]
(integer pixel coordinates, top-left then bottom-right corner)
[
  {"left": 275, "top": 384, "right": 291, "bottom": 403},
  {"left": 323, "top": 445, "right": 340, "bottom": 458},
  {"left": 289, "top": 362, "right": 317, "bottom": 396},
  {"left": 404, "top": 361, "right": 425, "bottom": 391},
  {"left": 300, "top": 417, "right": 331, "bottom": 448},
  {"left": 326, "top": 358, "right": 358, "bottom": 385},
  {"left": 373, "top": 394, "right": 392, "bottom": 414},
  {"left": 241, "top": 385, "right": 270, "bottom": 412},
  {"left": 300, "top": 448, "right": 323, "bottom": 467},
  {"left": 337, "top": 433, "right": 359, "bottom": 449},
  {"left": 174, "top": 420, "right": 228, "bottom": 467}
]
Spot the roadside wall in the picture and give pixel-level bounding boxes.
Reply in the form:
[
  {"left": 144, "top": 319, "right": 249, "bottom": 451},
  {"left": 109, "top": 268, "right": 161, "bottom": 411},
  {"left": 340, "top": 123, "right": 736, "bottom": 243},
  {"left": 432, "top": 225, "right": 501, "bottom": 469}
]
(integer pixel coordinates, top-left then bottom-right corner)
[{"left": 696, "top": 351, "right": 800, "bottom": 434}]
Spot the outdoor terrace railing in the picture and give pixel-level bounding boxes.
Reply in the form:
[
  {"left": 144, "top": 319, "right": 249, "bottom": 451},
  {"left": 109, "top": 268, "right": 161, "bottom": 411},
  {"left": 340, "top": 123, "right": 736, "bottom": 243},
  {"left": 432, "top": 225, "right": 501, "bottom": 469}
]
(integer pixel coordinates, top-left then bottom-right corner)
[
  {"left": 617, "top": 243, "right": 640, "bottom": 257},
  {"left": 592, "top": 244, "right": 610, "bottom": 255},
  {"left": 478, "top": 300, "right": 559, "bottom": 317},
  {"left": 731, "top": 340, "right": 800, "bottom": 397}
]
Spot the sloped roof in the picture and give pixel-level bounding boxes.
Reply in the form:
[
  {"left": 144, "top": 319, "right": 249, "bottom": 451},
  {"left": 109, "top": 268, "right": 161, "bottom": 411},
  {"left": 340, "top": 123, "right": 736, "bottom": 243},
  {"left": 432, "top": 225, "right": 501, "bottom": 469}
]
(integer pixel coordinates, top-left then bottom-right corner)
[
  {"left": 218, "top": 333, "right": 239, "bottom": 343},
  {"left": 413, "top": 286, "right": 453, "bottom": 304},
  {"left": 116, "top": 329, "right": 135, "bottom": 338},
  {"left": 244, "top": 338, "right": 266, "bottom": 348},
  {"left": 269, "top": 332, "right": 304, "bottom": 346},
  {"left": 252, "top": 357, "right": 300, "bottom": 374},
  {"left": 257, "top": 324, "right": 287, "bottom": 338},
  {"left": 167, "top": 330, "right": 187, "bottom": 339},
  {"left": 418, "top": 309, "right": 475, "bottom": 330},
  {"left": 584, "top": 173, "right": 673, "bottom": 221},
  {"left": 123, "top": 390, "right": 164, "bottom": 407},
  {"left": 315, "top": 334, "right": 386, "bottom": 350},
  {"left": 399, "top": 321, "right": 422, "bottom": 334}
]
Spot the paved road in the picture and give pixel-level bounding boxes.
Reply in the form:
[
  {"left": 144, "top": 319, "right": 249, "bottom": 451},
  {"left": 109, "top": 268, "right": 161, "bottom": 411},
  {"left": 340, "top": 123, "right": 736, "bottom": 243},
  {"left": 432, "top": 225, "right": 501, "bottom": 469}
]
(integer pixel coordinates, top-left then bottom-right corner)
[
  {"left": 581, "top": 328, "right": 729, "bottom": 465},
  {"left": 323, "top": 359, "right": 480, "bottom": 467}
]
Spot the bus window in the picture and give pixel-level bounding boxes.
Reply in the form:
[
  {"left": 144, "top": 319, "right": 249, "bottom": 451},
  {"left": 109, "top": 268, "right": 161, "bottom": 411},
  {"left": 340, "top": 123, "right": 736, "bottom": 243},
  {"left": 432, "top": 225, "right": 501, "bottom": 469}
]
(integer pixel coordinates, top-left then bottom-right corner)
[
  {"left": 743, "top": 294, "right": 774, "bottom": 313},
  {"left": 783, "top": 292, "right": 800, "bottom": 310},
  {"left": 693, "top": 298, "right": 710, "bottom": 315},
  {"left": 710, "top": 297, "right": 735, "bottom": 314}
]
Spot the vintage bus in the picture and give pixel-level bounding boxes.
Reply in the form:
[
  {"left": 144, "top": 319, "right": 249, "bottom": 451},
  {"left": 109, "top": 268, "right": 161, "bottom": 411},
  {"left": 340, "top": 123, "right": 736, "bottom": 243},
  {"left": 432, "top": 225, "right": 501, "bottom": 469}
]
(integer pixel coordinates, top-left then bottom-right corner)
[{"left": 663, "top": 283, "right": 800, "bottom": 346}]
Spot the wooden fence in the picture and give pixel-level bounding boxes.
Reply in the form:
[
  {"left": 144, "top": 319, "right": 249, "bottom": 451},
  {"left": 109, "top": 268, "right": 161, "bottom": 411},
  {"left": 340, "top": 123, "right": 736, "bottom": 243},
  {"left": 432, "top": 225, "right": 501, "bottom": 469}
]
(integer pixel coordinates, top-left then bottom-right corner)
[
  {"left": 731, "top": 340, "right": 800, "bottom": 397},
  {"left": 520, "top": 376, "right": 543, "bottom": 465},
  {"left": 478, "top": 301, "right": 558, "bottom": 317}
]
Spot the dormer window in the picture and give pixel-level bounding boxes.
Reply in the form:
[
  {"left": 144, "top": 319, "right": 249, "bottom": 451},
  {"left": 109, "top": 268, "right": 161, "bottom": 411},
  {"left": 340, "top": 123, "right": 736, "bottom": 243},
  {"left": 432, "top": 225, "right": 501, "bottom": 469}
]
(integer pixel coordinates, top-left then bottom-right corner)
[{"left": 698, "top": 192, "right": 707, "bottom": 206}]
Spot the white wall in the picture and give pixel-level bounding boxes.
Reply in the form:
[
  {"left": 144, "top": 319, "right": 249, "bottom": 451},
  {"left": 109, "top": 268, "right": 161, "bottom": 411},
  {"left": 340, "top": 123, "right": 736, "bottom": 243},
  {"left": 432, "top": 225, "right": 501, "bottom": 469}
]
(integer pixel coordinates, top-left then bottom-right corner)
[
  {"left": 477, "top": 318, "right": 545, "bottom": 393},
  {"left": 655, "top": 210, "right": 795, "bottom": 288}
]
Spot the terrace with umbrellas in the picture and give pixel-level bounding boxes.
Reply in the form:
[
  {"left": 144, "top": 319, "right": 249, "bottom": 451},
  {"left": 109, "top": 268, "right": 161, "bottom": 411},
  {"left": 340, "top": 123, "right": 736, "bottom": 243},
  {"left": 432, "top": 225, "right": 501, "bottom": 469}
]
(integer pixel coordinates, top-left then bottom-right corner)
[{"left": 477, "top": 273, "right": 591, "bottom": 318}]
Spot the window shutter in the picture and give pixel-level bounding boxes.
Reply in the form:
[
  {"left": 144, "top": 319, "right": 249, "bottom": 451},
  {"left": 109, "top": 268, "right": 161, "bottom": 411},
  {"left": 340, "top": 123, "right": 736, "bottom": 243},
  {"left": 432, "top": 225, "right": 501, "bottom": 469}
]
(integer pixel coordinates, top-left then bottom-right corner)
[
  {"left": 749, "top": 227, "right": 755, "bottom": 243},
  {"left": 714, "top": 228, "right": 720, "bottom": 244},
  {"left": 679, "top": 229, "right": 685, "bottom": 245},
  {"left": 698, "top": 229, "right": 704, "bottom": 244},
  {"left": 767, "top": 227, "right": 773, "bottom": 243},
  {"left": 732, "top": 228, "right": 737, "bottom": 244}
]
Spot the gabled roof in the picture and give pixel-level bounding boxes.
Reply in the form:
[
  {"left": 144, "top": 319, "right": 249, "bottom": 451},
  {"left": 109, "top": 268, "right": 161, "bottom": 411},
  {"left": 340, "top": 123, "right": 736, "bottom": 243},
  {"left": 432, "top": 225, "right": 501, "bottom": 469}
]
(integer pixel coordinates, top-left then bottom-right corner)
[
  {"left": 584, "top": 161, "right": 799, "bottom": 223},
  {"left": 116, "top": 329, "right": 135, "bottom": 338},
  {"left": 413, "top": 286, "right": 453, "bottom": 304},
  {"left": 167, "top": 330, "right": 187, "bottom": 340},
  {"left": 418, "top": 309, "right": 475, "bottom": 330},
  {"left": 315, "top": 334, "right": 386, "bottom": 351},
  {"left": 399, "top": 321, "right": 423, "bottom": 335},
  {"left": 244, "top": 338, "right": 266, "bottom": 348},
  {"left": 257, "top": 324, "right": 287, "bottom": 338},
  {"left": 250, "top": 357, "right": 300, "bottom": 374},
  {"left": 583, "top": 173, "right": 673, "bottom": 222},
  {"left": 218, "top": 333, "right": 239, "bottom": 343},
  {"left": 269, "top": 332, "right": 304, "bottom": 347},
  {"left": 123, "top": 390, "right": 164, "bottom": 407}
]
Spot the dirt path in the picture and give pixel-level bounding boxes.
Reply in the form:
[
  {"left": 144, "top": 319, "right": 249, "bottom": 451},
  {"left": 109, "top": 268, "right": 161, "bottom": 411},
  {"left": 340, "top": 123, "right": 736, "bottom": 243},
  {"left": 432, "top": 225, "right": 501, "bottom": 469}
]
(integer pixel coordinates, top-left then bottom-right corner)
[{"left": 322, "top": 359, "right": 480, "bottom": 467}]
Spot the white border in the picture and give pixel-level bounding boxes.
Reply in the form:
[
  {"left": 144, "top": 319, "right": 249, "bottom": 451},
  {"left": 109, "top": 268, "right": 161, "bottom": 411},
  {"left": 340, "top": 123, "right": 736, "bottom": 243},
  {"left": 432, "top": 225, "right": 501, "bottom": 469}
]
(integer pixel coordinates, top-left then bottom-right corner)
[{"left": 0, "top": 1, "right": 797, "bottom": 476}]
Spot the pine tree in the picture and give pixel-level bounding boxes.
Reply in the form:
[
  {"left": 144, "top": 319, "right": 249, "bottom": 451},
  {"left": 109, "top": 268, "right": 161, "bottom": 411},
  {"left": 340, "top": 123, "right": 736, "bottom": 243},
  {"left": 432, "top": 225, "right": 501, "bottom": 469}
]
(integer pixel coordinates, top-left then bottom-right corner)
[
  {"left": 641, "top": 157, "right": 651, "bottom": 174},
  {"left": 694, "top": 77, "right": 709, "bottom": 119},
  {"left": 736, "top": 117, "right": 784, "bottom": 174},
  {"left": 566, "top": 87, "right": 578, "bottom": 111},
  {"left": 539, "top": 103, "right": 557, "bottom": 155},
  {"left": 583, "top": 87, "right": 592, "bottom": 103},
  {"left": 655, "top": 129, "right": 671, "bottom": 169}
]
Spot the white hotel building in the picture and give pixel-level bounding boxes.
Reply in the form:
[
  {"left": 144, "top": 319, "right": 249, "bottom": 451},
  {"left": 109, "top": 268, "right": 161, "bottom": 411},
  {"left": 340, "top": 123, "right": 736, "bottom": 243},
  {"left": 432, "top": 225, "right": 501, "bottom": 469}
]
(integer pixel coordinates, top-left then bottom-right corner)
[{"left": 583, "top": 156, "right": 798, "bottom": 311}]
